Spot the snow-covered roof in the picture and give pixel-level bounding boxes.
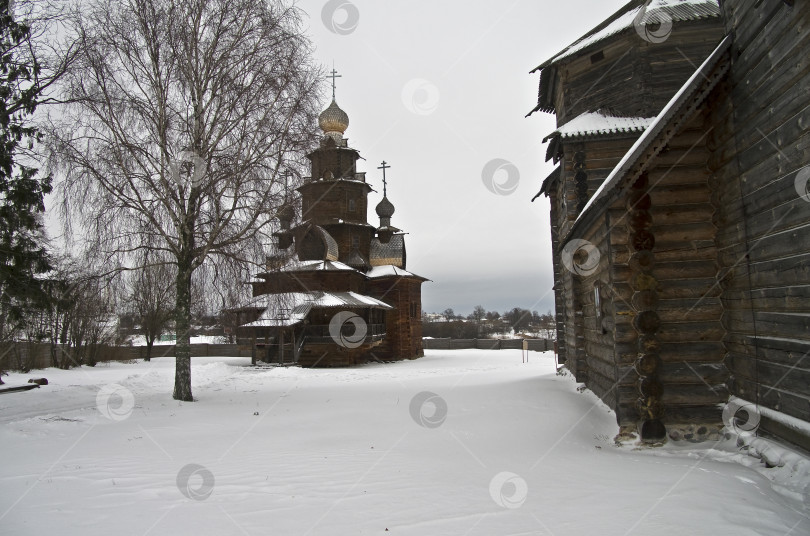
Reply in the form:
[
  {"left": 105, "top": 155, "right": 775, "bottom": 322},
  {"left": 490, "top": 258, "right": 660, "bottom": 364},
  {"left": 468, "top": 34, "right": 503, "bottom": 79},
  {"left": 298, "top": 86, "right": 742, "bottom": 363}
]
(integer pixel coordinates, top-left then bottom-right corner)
[
  {"left": 253, "top": 258, "right": 361, "bottom": 281},
  {"left": 300, "top": 176, "right": 375, "bottom": 191},
  {"left": 242, "top": 291, "right": 393, "bottom": 328},
  {"left": 283, "top": 259, "right": 358, "bottom": 272},
  {"left": 570, "top": 35, "right": 731, "bottom": 236},
  {"left": 545, "top": 110, "right": 655, "bottom": 141},
  {"left": 245, "top": 298, "right": 312, "bottom": 327},
  {"left": 534, "top": 1, "right": 721, "bottom": 70},
  {"left": 367, "top": 265, "right": 426, "bottom": 280},
  {"left": 236, "top": 293, "right": 280, "bottom": 310},
  {"left": 310, "top": 291, "right": 392, "bottom": 309}
]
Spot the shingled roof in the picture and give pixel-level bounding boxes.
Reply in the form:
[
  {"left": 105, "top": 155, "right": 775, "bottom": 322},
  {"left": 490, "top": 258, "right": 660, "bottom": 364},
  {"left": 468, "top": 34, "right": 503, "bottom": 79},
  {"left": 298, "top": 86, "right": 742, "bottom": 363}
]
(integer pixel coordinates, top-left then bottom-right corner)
[
  {"left": 542, "top": 110, "right": 655, "bottom": 162},
  {"left": 243, "top": 291, "right": 393, "bottom": 328},
  {"left": 545, "top": 110, "right": 655, "bottom": 141},
  {"left": 370, "top": 234, "right": 406, "bottom": 268},
  {"left": 535, "top": 0, "right": 720, "bottom": 70}
]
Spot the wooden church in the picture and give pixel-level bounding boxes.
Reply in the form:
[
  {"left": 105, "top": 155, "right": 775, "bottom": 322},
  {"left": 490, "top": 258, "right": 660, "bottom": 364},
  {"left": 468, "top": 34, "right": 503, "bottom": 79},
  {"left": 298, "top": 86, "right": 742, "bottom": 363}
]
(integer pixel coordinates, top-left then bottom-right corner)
[
  {"left": 530, "top": 0, "right": 810, "bottom": 449},
  {"left": 234, "top": 84, "right": 427, "bottom": 367}
]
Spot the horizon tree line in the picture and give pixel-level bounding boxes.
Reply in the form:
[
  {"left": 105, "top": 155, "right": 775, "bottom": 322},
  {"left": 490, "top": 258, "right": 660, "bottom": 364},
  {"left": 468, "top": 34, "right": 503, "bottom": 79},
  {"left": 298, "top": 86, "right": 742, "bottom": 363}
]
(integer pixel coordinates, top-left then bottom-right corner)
[{"left": 423, "top": 306, "right": 556, "bottom": 339}]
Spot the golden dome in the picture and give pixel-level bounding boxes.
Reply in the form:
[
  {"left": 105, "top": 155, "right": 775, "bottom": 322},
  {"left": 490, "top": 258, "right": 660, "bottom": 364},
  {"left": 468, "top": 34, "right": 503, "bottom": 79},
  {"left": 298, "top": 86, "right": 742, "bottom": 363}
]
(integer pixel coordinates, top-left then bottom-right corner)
[{"left": 318, "top": 99, "right": 349, "bottom": 135}]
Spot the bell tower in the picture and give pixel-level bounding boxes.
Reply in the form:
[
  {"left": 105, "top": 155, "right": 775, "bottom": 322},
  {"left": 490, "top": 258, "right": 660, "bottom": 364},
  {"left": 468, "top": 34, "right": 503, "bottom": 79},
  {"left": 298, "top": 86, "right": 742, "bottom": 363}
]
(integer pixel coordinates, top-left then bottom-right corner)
[{"left": 295, "top": 70, "right": 376, "bottom": 269}]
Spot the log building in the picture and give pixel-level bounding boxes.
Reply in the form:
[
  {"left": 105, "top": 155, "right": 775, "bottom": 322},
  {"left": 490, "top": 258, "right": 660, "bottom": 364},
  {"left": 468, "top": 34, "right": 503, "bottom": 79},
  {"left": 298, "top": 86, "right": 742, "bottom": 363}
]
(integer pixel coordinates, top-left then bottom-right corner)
[
  {"left": 234, "top": 91, "right": 427, "bottom": 367},
  {"left": 530, "top": 0, "right": 810, "bottom": 449}
]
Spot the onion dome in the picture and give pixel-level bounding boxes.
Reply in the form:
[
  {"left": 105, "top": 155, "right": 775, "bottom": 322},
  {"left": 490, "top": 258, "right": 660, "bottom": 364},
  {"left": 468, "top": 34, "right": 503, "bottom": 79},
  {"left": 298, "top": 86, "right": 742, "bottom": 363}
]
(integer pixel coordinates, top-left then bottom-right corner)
[
  {"left": 318, "top": 99, "right": 349, "bottom": 140},
  {"left": 277, "top": 203, "right": 295, "bottom": 230},
  {"left": 375, "top": 196, "right": 396, "bottom": 243},
  {"left": 375, "top": 196, "right": 398, "bottom": 244},
  {"left": 375, "top": 196, "right": 395, "bottom": 219}
]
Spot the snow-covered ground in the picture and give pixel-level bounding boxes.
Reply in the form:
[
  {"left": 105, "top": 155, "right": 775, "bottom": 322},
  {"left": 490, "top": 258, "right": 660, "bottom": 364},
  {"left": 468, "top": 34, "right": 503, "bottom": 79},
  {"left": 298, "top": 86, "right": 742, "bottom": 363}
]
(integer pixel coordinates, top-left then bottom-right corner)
[{"left": 1, "top": 350, "right": 808, "bottom": 535}]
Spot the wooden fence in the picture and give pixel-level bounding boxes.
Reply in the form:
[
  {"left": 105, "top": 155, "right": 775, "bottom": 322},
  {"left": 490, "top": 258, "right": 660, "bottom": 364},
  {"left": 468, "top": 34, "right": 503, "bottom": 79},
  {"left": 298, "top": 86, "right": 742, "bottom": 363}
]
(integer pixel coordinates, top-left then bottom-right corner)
[
  {"left": 0, "top": 342, "right": 251, "bottom": 372},
  {"left": 1, "top": 338, "right": 554, "bottom": 372},
  {"left": 422, "top": 338, "right": 553, "bottom": 351}
]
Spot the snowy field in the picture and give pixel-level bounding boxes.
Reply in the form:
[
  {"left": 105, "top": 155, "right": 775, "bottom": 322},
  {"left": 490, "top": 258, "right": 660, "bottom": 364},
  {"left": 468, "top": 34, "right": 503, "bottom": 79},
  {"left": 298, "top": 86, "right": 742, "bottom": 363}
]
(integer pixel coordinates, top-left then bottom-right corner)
[{"left": 1, "top": 350, "right": 808, "bottom": 535}]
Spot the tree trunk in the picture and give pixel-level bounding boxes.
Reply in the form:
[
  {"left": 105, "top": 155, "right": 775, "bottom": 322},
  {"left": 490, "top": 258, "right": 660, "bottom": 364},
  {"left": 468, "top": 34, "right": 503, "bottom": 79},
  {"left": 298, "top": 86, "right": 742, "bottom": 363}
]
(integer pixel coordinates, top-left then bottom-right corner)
[
  {"left": 173, "top": 260, "right": 193, "bottom": 401},
  {"left": 145, "top": 339, "right": 153, "bottom": 362}
]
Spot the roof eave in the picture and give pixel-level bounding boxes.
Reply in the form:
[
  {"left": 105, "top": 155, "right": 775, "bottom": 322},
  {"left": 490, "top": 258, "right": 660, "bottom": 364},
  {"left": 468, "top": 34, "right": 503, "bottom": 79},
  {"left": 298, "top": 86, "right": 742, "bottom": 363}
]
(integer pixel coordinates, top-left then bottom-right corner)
[
  {"left": 551, "top": 129, "right": 649, "bottom": 143},
  {"left": 530, "top": 0, "right": 640, "bottom": 73}
]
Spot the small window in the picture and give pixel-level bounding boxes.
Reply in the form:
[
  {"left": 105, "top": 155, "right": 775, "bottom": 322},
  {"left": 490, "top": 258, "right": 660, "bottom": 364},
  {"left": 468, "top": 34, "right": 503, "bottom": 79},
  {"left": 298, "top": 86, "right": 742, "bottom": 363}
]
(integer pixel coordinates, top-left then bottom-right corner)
[
  {"left": 594, "top": 284, "right": 602, "bottom": 319},
  {"left": 590, "top": 50, "right": 605, "bottom": 64},
  {"left": 352, "top": 235, "right": 360, "bottom": 248},
  {"left": 348, "top": 198, "right": 356, "bottom": 212}
]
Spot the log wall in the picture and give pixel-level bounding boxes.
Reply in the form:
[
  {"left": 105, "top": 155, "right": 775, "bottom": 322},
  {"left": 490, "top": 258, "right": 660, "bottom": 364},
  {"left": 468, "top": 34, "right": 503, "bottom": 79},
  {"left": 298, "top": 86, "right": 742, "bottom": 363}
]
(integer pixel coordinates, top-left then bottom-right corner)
[
  {"left": 368, "top": 277, "right": 424, "bottom": 360},
  {"left": 555, "top": 138, "right": 639, "bottom": 417},
  {"left": 644, "top": 110, "right": 728, "bottom": 433},
  {"left": 712, "top": 0, "right": 810, "bottom": 449},
  {"left": 548, "top": 175, "right": 568, "bottom": 365}
]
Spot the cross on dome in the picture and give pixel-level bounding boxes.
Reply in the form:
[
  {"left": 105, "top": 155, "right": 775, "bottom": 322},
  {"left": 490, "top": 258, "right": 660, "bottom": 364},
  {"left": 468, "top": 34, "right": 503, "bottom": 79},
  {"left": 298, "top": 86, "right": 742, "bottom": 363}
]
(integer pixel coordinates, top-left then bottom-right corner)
[
  {"left": 328, "top": 66, "right": 342, "bottom": 100},
  {"left": 318, "top": 67, "right": 349, "bottom": 139},
  {"left": 377, "top": 161, "right": 390, "bottom": 197}
]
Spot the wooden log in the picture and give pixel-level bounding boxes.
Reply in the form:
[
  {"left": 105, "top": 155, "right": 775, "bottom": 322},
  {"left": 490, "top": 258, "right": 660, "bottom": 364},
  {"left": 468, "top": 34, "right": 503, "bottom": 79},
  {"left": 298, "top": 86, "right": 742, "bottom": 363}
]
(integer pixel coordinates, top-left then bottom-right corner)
[
  {"left": 661, "top": 384, "right": 729, "bottom": 405},
  {"left": 656, "top": 321, "right": 724, "bottom": 342},
  {"left": 658, "top": 361, "right": 727, "bottom": 385},
  {"left": 649, "top": 222, "right": 717, "bottom": 243},
  {"left": 653, "top": 259, "right": 719, "bottom": 281}
]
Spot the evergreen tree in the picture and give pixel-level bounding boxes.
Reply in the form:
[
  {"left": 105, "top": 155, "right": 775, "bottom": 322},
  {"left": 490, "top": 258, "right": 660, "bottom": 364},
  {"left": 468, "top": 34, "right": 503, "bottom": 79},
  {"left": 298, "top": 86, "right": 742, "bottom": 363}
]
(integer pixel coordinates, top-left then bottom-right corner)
[{"left": 0, "top": 0, "right": 52, "bottom": 369}]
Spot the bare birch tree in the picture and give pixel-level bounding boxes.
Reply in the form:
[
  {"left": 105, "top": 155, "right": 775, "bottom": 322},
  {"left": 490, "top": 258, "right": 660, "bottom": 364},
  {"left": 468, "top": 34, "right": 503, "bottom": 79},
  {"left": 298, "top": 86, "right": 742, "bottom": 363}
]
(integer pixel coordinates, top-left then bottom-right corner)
[{"left": 51, "top": 0, "right": 321, "bottom": 400}]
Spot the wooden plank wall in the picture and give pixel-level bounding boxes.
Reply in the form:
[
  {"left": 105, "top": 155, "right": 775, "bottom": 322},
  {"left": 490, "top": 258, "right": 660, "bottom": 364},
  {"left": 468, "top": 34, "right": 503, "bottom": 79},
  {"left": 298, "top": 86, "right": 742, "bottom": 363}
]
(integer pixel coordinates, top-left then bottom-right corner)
[
  {"left": 553, "top": 155, "right": 579, "bottom": 378},
  {"left": 548, "top": 182, "right": 568, "bottom": 364},
  {"left": 368, "top": 278, "right": 424, "bottom": 360},
  {"left": 713, "top": 0, "right": 810, "bottom": 448},
  {"left": 558, "top": 138, "right": 642, "bottom": 419},
  {"left": 573, "top": 214, "right": 621, "bottom": 416}
]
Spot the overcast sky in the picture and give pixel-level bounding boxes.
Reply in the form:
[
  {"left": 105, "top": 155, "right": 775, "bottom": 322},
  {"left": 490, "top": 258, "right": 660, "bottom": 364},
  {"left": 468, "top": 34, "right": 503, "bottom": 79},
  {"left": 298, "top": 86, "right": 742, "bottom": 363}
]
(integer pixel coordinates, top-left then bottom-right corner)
[{"left": 295, "top": 0, "right": 621, "bottom": 315}]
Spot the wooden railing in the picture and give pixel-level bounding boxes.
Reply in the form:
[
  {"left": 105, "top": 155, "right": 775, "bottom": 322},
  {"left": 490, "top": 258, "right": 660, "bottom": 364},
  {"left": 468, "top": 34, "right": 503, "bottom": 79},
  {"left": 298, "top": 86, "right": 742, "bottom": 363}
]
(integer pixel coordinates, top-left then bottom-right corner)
[{"left": 301, "top": 324, "right": 386, "bottom": 344}]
